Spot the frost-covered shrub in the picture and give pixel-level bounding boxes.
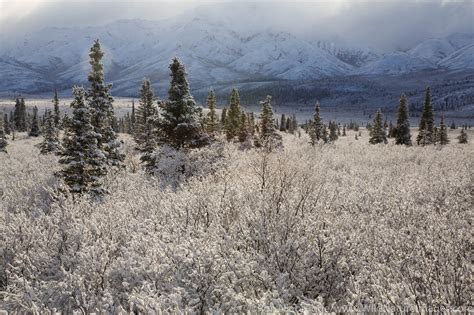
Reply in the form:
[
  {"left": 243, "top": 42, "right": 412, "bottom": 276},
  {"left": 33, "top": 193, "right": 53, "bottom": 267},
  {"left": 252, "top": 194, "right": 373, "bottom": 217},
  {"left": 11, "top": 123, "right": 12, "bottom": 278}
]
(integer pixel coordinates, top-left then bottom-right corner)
[
  {"left": 2, "top": 130, "right": 473, "bottom": 313},
  {"left": 149, "top": 142, "right": 226, "bottom": 188}
]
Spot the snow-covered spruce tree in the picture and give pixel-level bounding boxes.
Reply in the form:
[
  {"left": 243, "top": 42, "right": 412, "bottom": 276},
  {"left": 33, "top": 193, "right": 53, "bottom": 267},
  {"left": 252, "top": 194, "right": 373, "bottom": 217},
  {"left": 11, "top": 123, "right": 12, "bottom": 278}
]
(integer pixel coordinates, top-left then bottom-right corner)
[
  {"left": 290, "top": 113, "right": 297, "bottom": 134},
  {"left": 238, "top": 110, "right": 251, "bottom": 145},
  {"left": 130, "top": 99, "right": 136, "bottom": 133},
  {"left": 369, "top": 109, "right": 388, "bottom": 144},
  {"left": 28, "top": 106, "right": 40, "bottom": 137},
  {"left": 39, "top": 110, "right": 61, "bottom": 154},
  {"left": 329, "top": 121, "right": 338, "bottom": 142},
  {"left": 342, "top": 124, "right": 346, "bottom": 136},
  {"left": 3, "top": 113, "right": 10, "bottom": 135},
  {"left": 438, "top": 115, "right": 449, "bottom": 145},
  {"left": 310, "top": 101, "right": 324, "bottom": 145},
  {"left": 87, "top": 39, "right": 124, "bottom": 167},
  {"left": 395, "top": 93, "right": 412, "bottom": 146},
  {"left": 53, "top": 88, "right": 61, "bottom": 127},
  {"left": 225, "top": 88, "right": 242, "bottom": 141},
  {"left": 158, "top": 57, "right": 209, "bottom": 149},
  {"left": 205, "top": 89, "right": 219, "bottom": 135},
  {"left": 457, "top": 129, "right": 468, "bottom": 144},
  {"left": 0, "top": 115, "right": 7, "bottom": 153},
  {"left": 280, "top": 114, "right": 286, "bottom": 132},
  {"left": 13, "top": 97, "right": 27, "bottom": 132},
  {"left": 134, "top": 79, "right": 159, "bottom": 167},
  {"left": 416, "top": 86, "right": 434, "bottom": 145},
  {"left": 59, "top": 86, "right": 107, "bottom": 195},
  {"left": 256, "top": 95, "right": 281, "bottom": 149}
]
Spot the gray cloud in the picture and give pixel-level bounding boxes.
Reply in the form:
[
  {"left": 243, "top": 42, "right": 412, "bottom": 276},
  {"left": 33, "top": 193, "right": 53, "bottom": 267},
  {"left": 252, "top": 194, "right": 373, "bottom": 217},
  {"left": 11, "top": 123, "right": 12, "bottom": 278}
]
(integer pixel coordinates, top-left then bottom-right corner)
[{"left": 1, "top": 0, "right": 472, "bottom": 51}]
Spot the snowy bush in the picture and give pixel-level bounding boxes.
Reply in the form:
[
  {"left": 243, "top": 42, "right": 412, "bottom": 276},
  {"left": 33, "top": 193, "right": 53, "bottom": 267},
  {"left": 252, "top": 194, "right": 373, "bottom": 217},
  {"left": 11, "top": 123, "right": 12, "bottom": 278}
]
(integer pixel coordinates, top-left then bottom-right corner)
[{"left": 1, "top": 130, "right": 473, "bottom": 313}]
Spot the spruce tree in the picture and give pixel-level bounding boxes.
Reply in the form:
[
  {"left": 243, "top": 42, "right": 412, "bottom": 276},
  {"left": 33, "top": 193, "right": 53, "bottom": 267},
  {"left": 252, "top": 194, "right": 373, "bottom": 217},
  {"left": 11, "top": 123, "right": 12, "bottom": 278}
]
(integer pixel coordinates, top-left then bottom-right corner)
[
  {"left": 221, "top": 107, "right": 227, "bottom": 126},
  {"left": 238, "top": 110, "right": 251, "bottom": 143},
  {"left": 225, "top": 88, "right": 242, "bottom": 141},
  {"left": 4, "top": 113, "right": 10, "bottom": 135},
  {"left": 438, "top": 115, "right": 449, "bottom": 145},
  {"left": 369, "top": 109, "right": 387, "bottom": 144},
  {"left": 39, "top": 110, "right": 61, "bottom": 154},
  {"left": 14, "top": 97, "right": 27, "bottom": 132},
  {"left": 342, "top": 124, "right": 346, "bottom": 136},
  {"left": 291, "top": 114, "right": 297, "bottom": 134},
  {"left": 206, "top": 89, "right": 219, "bottom": 135},
  {"left": 457, "top": 129, "right": 468, "bottom": 144},
  {"left": 53, "top": 88, "right": 61, "bottom": 127},
  {"left": 130, "top": 99, "right": 136, "bottom": 133},
  {"left": 29, "top": 106, "right": 40, "bottom": 137},
  {"left": 310, "top": 101, "right": 324, "bottom": 145},
  {"left": 59, "top": 87, "right": 107, "bottom": 195},
  {"left": 158, "top": 57, "right": 209, "bottom": 149},
  {"left": 280, "top": 114, "right": 286, "bottom": 132},
  {"left": 87, "top": 39, "right": 123, "bottom": 167},
  {"left": 416, "top": 87, "right": 434, "bottom": 145},
  {"left": 257, "top": 95, "right": 281, "bottom": 148},
  {"left": 329, "top": 121, "right": 338, "bottom": 142},
  {"left": 0, "top": 115, "right": 7, "bottom": 153},
  {"left": 134, "top": 79, "right": 159, "bottom": 166},
  {"left": 395, "top": 94, "right": 412, "bottom": 146}
]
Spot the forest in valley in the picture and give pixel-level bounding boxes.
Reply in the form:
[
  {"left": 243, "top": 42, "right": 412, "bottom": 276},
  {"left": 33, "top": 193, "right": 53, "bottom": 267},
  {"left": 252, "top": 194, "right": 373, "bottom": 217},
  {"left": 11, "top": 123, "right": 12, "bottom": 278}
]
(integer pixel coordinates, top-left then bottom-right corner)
[{"left": 0, "top": 40, "right": 473, "bottom": 313}]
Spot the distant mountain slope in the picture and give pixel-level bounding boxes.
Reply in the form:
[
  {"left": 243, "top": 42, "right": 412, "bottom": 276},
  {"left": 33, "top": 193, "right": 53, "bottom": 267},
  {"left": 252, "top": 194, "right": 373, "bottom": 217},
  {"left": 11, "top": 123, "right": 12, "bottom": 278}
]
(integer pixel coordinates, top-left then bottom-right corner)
[
  {"left": 439, "top": 44, "right": 474, "bottom": 70},
  {"left": 354, "top": 52, "right": 437, "bottom": 75},
  {"left": 0, "top": 8, "right": 472, "bottom": 95}
]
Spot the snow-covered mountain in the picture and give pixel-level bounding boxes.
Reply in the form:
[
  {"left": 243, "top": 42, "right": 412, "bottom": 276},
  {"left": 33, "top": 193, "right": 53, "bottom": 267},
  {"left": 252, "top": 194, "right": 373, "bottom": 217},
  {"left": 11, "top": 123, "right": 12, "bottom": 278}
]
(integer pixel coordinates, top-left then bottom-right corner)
[{"left": 0, "top": 7, "right": 472, "bottom": 95}]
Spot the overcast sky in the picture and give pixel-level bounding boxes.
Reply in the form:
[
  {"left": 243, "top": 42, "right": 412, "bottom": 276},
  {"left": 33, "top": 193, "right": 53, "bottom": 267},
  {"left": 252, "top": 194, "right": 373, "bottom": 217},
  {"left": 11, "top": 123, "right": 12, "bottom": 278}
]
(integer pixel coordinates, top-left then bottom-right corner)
[{"left": 1, "top": 0, "right": 472, "bottom": 51}]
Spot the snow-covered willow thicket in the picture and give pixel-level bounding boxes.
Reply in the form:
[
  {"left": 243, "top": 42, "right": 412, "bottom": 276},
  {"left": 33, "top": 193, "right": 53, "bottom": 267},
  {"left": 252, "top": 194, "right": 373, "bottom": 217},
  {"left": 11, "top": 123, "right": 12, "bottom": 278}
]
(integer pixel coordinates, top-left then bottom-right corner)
[{"left": 1, "top": 131, "right": 473, "bottom": 313}]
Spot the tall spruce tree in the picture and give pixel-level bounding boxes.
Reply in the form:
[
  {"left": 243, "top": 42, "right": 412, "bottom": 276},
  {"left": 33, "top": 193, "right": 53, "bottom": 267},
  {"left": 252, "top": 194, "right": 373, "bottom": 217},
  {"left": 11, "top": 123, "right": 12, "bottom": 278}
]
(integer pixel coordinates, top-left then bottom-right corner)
[
  {"left": 59, "top": 87, "right": 107, "bottom": 195},
  {"left": 29, "top": 106, "right": 40, "bottom": 137},
  {"left": 438, "top": 115, "right": 449, "bottom": 145},
  {"left": 158, "top": 57, "right": 209, "bottom": 149},
  {"left": 206, "top": 89, "right": 219, "bottom": 135},
  {"left": 280, "top": 114, "right": 286, "bottom": 132},
  {"left": 329, "top": 121, "right": 338, "bottom": 142},
  {"left": 4, "top": 113, "right": 10, "bottom": 135},
  {"left": 257, "top": 95, "right": 281, "bottom": 148},
  {"left": 238, "top": 110, "right": 251, "bottom": 144},
  {"left": 416, "top": 87, "right": 434, "bottom": 145},
  {"left": 87, "top": 39, "right": 124, "bottom": 167},
  {"left": 130, "top": 99, "right": 136, "bottom": 133},
  {"left": 225, "top": 88, "right": 242, "bottom": 141},
  {"left": 53, "top": 88, "right": 61, "bottom": 127},
  {"left": 0, "top": 115, "right": 7, "bottom": 153},
  {"left": 14, "top": 97, "right": 27, "bottom": 132},
  {"left": 134, "top": 79, "right": 159, "bottom": 166},
  {"left": 395, "top": 94, "right": 412, "bottom": 145},
  {"left": 369, "top": 109, "right": 388, "bottom": 144},
  {"left": 310, "top": 101, "right": 324, "bottom": 145},
  {"left": 39, "top": 110, "right": 61, "bottom": 154}
]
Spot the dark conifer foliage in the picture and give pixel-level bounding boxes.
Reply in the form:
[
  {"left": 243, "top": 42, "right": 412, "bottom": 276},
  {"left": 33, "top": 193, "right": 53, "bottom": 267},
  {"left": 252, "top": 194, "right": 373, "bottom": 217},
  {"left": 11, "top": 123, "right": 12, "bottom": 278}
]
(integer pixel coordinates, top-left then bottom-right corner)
[
  {"left": 87, "top": 39, "right": 124, "bottom": 167},
  {"left": 369, "top": 109, "right": 388, "bottom": 144},
  {"left": 416, "top": 87, "right": 434, "bottom": 145},
  {"left": 225, "top": 88, "right": 242, "bottom": 141},
  {"left": 53, "top": 88, "right": 61, "bottom": 127},
  {"left": 28, "top": 106, "right": 40, "bottom": 137},
  {"left": 158, "top": 58, "right": 209, "bottom": 149},
  {"left": 0, "top": 114, "right": 7, "bottom": 152},
  {"left": 39, "top": 110, "right": 61, "bottom": 154},
  {"left": 205, "top": 89, "right": 219, "bottom": 135},
  {"left": 438, "top": 115, "right": 449, "bottom": 145},
  {"left": 59, "top": 87, "right": 107, "bottom": 195},
  {"left": 395, "top": 94, "right": 412, "bottom": 146}
]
